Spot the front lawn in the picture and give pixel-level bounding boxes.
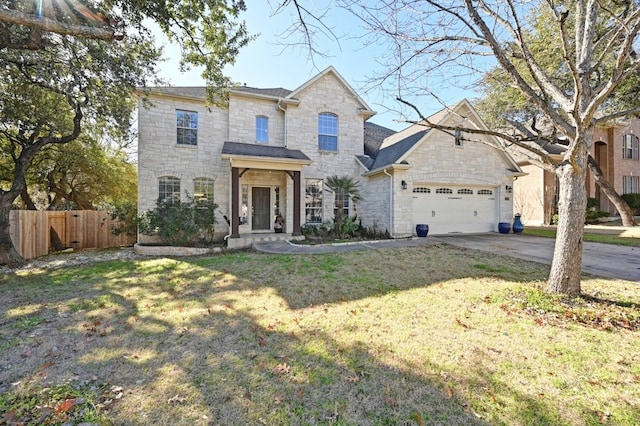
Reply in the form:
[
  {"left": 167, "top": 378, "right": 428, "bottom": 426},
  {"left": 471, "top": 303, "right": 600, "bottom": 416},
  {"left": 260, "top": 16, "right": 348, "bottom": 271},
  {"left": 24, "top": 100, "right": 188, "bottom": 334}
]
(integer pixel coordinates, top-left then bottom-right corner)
[
  {"left": 1, "top": 245, "right": 639, "bottom": 425},
  {"left": 524, "top": 228, "right": 640, "bottom": 247}
]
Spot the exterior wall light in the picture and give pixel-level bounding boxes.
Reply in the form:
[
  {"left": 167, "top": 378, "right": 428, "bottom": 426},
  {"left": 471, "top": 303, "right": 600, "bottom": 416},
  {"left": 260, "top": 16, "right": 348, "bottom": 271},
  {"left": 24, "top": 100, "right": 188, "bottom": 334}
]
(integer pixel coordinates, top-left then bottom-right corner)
[
  {"left": 401, "top": 180, "right": 408, "bottom": 190},
  {"left": 505, "top": 184, "right": 513, "bottom": 193}
]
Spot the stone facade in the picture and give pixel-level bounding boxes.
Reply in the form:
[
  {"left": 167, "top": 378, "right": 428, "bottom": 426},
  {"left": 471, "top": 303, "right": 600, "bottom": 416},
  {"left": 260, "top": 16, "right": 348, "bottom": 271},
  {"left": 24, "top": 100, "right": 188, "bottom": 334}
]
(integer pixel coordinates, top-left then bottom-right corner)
[
  {"left": 357, "top": 101, "right": 520, "bottom": 236},
  {"left": 138, "top": 69, "right": 521, "bottom": 246}
]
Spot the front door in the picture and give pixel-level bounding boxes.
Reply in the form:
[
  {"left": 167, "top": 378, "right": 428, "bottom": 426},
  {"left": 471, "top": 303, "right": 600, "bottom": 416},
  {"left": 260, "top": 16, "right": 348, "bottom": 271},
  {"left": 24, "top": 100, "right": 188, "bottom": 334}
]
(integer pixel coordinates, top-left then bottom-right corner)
[{"left": 252, "top": 187, "right": 271, "bottom": 230}]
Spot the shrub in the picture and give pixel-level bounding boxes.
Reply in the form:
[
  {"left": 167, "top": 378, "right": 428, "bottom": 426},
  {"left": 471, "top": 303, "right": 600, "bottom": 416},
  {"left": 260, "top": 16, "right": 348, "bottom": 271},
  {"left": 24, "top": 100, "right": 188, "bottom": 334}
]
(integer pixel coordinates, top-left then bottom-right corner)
[
  {"left": 621, "top": 193, "right": 640, "bottom": 214},
  {"left": 333, "top": 215, "right": 361, "bottom": 238},
  {"left": 585, "top": 210, "right": 609, "bottom": 224},
  {"left": 138, "top": 194, "right": 218, "bottom": 247},
  {"left": 109, "top": 200, "right": 138, "bottom": 236}
]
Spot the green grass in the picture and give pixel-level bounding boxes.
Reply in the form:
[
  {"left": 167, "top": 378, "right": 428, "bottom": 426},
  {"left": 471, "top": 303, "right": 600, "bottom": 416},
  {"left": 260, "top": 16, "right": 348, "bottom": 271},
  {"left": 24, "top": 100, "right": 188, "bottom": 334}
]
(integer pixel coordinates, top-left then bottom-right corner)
[
  {"left": 524, "top": 228, "right": 640, "bottom": 246},
  {"left": 1, "top": 246, "right": 638, "bottom": 425}
]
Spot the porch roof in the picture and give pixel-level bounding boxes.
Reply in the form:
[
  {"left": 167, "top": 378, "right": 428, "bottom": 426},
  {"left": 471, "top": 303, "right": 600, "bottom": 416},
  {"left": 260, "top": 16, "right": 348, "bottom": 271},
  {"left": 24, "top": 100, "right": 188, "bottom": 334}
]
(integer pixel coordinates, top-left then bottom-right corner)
[{"left": 221, "top": 142, "right": 312, "bottom": 171}]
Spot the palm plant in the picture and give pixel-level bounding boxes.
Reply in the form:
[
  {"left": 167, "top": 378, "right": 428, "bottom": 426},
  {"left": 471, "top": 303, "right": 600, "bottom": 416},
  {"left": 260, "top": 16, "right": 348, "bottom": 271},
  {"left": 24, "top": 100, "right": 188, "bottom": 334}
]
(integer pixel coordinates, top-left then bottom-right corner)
[{"left": 325, "top": 175, "right": 362, "bottom": 236}]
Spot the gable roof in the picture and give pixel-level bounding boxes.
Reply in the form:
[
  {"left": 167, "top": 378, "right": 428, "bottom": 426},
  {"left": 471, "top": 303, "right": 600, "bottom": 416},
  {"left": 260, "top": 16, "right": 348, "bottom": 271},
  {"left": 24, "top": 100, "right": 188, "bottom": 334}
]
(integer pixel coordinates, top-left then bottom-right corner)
[
  {"left": 286, "top": 66, "right": 376, "bottom": 118},
  {"left": 359, "top": 99, "right": 523, "bottom": 175},
  {"left": 358, "top": 129, "right": 428, "bottom": 171}
]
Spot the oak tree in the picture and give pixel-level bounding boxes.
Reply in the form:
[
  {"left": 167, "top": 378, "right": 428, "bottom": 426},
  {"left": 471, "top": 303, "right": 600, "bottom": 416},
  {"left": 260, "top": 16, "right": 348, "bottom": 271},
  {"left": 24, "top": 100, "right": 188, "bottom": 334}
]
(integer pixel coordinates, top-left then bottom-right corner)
[{"left": 284, "top": 0, "right": 640, "bottom": 295}]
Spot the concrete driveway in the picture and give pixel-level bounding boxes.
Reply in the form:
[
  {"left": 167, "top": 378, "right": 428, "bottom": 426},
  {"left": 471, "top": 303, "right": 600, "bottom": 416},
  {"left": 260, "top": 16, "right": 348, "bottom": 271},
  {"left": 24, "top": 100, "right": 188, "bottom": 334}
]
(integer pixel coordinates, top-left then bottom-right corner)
[{"left": 432, "top": 234, "right": 640, "bottom": 282}]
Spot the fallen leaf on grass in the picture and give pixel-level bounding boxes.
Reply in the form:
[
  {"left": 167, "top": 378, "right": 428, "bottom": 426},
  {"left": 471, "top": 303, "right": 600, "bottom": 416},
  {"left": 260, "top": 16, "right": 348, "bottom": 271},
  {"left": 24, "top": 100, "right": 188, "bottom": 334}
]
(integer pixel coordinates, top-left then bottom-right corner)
[
  {"left": 483, "top": 387, "right": 498, "bottom": 403},
  {"left": 345, "top": 375, "right": 359, "bottom": 383},
  {"left": 384, "top": 386, "right": 398, "bottom": 407},
  {"left": 272, "top": 363, "right": 291, "bottom": 375},
  {"left": 168, "top": 394, "right": 186, "bottom": 404},
  {"left": 455, "top": 318, "right": 471, "bottom": 329},
  {"left": 55, "top": 398, "right": 75, "bottom": 415},
  {"left": 274, "top": 392, "right": 285, "bottom": 404},
  {"left": 412, "top": 412, "right": 425, "bottom": 426}
]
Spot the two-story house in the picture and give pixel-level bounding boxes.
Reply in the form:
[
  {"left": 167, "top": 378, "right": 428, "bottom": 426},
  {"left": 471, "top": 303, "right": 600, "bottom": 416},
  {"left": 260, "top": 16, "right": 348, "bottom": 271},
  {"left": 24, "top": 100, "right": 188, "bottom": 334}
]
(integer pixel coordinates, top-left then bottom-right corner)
[
  {"left": 513, "top": 119, "right": 640, "bottom": 225},
  {"left": 138, "top": 67, "right": 523, "bottom": 248}
]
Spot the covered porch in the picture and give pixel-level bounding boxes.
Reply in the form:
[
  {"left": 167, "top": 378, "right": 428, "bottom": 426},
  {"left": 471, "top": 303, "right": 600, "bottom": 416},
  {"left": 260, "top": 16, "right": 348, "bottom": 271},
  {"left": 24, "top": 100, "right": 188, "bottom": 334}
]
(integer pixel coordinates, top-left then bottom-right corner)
[{"left": 221, "top": 142, "right": 312, "bottom": 248}]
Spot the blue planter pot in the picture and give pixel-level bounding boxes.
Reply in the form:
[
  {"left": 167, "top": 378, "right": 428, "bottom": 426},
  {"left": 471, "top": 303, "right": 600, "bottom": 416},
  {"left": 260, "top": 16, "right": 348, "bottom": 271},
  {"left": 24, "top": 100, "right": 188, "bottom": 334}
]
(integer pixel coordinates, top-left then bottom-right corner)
[
  {"left": 416, "top": 224, "right": 429, "bottom": 237},
  {"left": 498, "top": 222, "right": 511, "bottom": 234},
  {"left": 513, "top": 214, "right": 524, "bottom": 234}
]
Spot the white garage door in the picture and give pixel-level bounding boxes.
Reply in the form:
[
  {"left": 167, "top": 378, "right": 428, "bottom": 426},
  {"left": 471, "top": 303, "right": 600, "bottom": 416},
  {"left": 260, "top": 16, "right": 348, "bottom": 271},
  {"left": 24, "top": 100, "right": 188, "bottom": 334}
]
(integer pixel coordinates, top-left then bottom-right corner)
[{"left": 411, "top": 186, "right": 497, "bottom": 234}]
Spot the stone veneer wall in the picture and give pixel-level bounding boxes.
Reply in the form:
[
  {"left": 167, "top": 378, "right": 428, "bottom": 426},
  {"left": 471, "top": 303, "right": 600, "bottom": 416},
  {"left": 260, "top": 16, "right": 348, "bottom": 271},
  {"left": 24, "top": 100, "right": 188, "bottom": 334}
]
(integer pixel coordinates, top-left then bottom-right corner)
[
  {"left": 285, "top": 73, "right": 367, "bottom": 226},
  {"left": 228, "top": 95, "right": 285, "bottom": 145},
  {"left": 137, "top": 95, "right": 231, "bottom": 242},
  {"left": 358, "top": 169, "right": 391, "bottom": 234}
]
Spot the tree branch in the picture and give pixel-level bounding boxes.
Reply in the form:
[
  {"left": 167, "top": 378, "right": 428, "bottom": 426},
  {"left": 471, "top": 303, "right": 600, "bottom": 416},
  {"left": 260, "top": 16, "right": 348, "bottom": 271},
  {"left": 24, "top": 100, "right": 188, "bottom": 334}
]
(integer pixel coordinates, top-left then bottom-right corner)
[{"left": 0, "top": 7, "right": 122, "bottom": 44}]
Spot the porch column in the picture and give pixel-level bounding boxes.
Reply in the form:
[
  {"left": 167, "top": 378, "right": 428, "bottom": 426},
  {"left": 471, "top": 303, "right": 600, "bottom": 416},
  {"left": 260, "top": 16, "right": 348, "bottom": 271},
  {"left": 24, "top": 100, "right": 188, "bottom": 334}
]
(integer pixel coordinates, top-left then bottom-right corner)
[
  {"left": 293, "top": 170, "right": 302, "bottom": 236},
  {"left": 231, "top": 167, "right": 240, "bottom": 238}
]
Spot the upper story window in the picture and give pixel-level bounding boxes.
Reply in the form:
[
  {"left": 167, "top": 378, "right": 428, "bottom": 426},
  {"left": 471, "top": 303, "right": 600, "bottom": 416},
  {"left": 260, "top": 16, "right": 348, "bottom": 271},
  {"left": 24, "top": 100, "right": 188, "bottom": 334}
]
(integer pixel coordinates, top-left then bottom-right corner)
[
  {"left": 176, "top": 110, "right": 198, "bottom": 145},
  {"left": 256, "top": 116, "right": 269, "bottom": 143},
  {"left": 622, "top": 134, "right": 639, "bottom": 160},
  {"left": 454, "top": 128, "right": 463, "bottom": 147},
  {"left": 159, "top": 176, "right": 180, "bottom": 202},
  {"left": 318, "top": 113, "right": 338, "bottom": 151},
  {"left": 305, "top": 179, "right": 323, "bottom": 224}
]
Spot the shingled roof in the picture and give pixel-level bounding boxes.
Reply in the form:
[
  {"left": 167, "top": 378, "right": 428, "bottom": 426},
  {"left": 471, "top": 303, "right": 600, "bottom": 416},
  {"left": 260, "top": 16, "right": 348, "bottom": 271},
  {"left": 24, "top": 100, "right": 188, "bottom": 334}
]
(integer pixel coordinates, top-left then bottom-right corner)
[
  {"left": 361, "top": 129, "right": 428, "bottom": 171},
  {"left": 231, "top": 86, "right": 293, "bottom": 98},
  {"left": 139, "top": 86, "right": 293, "bottom": 100},
  {"left": 364, "top": 122, "right": 397, "bottom": 157},
  {"left": 222, "top": 142, "right": 311, "bottom": 162}
]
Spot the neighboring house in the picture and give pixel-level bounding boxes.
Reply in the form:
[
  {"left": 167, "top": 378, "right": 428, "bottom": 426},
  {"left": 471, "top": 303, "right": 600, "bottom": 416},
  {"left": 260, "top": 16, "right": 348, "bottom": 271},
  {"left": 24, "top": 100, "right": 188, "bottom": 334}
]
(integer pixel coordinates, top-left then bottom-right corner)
[
  {"left": 513, "top": 119, "right": 640, "bottom": 225},
  {"left": 137, "top": 67, "right": 523, "bottom": 248}
]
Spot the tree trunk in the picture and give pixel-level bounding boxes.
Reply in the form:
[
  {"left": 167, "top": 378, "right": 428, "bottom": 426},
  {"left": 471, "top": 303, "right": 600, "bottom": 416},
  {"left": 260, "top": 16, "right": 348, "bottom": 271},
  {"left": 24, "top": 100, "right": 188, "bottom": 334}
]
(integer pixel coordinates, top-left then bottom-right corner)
[
  {"left": 547, "top": 146, "right": 589, "bottom": 296},
  {"left": 20, "top": 186, "right": 37, "bottom": 210},
  {"left": 0, "top": 195, "right": 25, "bottom": 267},
  {"left": 587, "top": 155, "right": 638, "bottom": 227}
]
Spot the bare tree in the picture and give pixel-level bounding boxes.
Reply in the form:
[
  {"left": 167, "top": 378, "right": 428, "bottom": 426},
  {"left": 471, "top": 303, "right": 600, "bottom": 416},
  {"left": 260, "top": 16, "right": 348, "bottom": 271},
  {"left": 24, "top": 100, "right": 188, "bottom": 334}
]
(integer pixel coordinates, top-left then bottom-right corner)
[{"left": 282, "top": 1, "right": 640, "bottom": 296}]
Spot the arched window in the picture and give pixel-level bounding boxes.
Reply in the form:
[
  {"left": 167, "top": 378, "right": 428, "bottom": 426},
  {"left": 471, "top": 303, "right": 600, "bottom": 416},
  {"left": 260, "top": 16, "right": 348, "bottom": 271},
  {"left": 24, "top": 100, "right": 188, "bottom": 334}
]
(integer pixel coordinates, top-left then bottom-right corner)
[
  {"left": 622, "top": 134, "right": 639, "bottom": 160},
  {"left": 318, "top": 113, "right": 338, "bottom": 151},
  {"left": 458, "top": 188, "right": 473, "bottom": 195}
]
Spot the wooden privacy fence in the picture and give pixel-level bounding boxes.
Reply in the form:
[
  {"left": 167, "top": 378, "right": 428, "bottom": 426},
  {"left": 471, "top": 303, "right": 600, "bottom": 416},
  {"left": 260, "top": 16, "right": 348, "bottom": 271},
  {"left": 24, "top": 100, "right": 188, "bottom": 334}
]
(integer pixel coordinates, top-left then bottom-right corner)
[{"left": 9, "top": 210, "right": 136, "bottom": 261}]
